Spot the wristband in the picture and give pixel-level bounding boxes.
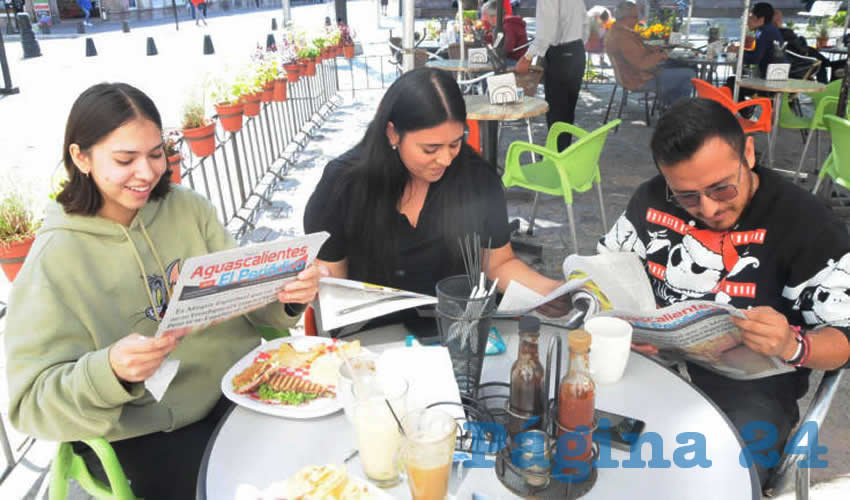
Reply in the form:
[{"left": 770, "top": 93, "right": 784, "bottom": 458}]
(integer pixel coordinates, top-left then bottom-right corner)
[
  {"left": 784, "top": 325, "right": 809, "bottom": 367},
  {"left": 284, "top": 302, "right": 307, "bottom": 317}
]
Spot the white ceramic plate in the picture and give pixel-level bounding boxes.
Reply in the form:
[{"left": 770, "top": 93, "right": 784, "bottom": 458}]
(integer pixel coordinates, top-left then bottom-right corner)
[{"left": 221, "top": 336, "right": 350, "bottom": 419}]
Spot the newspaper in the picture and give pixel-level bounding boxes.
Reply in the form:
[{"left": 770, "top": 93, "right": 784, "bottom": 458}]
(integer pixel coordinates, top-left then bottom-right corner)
[
  {"left": 316, "top": 277, "right": 438, "bottom": 331},
  {"left": 144, "top": 232, "right": 330, "bottom": 400},
  {"left": 576, "top": 252, "right": 792, "bottom": 379},
  {"left": 499, "top": 253, "right": 792, "bottom": 380}
]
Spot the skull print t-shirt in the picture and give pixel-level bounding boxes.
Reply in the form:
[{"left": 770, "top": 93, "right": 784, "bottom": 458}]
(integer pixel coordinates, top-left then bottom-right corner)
[{"left": 599, "top": 166, "right": 850, "bottom": 382}]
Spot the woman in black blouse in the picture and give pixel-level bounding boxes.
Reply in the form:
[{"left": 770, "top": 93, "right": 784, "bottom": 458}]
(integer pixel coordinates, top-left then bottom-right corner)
[{"left": 304, "top": 68, "right": 561, "bottom": 300}]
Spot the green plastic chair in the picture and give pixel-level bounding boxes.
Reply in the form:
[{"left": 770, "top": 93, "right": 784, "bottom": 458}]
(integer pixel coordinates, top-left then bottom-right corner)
[
  {"left": 50, "top": 438, "right": 139, "bottom": 500},
  {"left": 778, "top": 80, "right": 843, "bottom": 181},
  {"left": 813, "top": 115, "right": 850, "bottom": 196},
  {"left": 502, "top": 120, "right": 621, "bottom": 252}
]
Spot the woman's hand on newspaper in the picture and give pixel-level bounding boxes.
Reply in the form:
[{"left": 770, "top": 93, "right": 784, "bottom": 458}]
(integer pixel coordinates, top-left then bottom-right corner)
[
  {"left": 277, "top": 264, "right": 329, "bottom": 304},
  {"left": 108, "top": 333, "right": 180, "bottom": 383},
  {"left": 631, "top": 343, "right": 659, "bottom": 355},
  {"left": 731, "top": 306, "right": 798, "bottom": 360}
]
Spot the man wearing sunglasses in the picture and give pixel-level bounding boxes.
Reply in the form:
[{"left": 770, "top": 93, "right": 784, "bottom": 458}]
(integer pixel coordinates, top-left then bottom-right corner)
[{"left": 599, "top": 98, "right": 850, "bottom": 486}]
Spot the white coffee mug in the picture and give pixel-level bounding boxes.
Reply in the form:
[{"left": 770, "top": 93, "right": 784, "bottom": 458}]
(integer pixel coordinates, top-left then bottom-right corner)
[{"left": 584, "top": 317, "right": 633, "bottom": 385}]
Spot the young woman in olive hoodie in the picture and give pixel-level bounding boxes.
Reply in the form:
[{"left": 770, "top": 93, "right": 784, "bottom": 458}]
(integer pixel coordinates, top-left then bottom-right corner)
[{"left": 3, "top": 83, "right": 324, "bottom": 498}]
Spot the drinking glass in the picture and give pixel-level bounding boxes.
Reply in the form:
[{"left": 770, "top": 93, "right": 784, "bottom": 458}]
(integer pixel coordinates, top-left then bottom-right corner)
[
  {"left": 352, "top": 378, "right": 408, "bottom": 487},
  {"left": 337, "top": 353, "right": 378, "bottom": 423},
  {"left": 402, "top": 408, "right": 458, "bottom": 500}
]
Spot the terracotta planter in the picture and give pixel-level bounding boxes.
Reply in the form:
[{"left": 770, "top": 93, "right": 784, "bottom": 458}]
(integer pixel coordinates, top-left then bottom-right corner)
[
  {"left": 284, "top": 64, "right": 300, "bottom": 83},
  {"left": 182, "top": 122, "right": 216, "bottom": 158},
  {"left": 167, "top": 154, "right": 182, "bottom": 184},
  {"left": 816, "top": 37, "right": 829, "bottom": 49},
  {"left": 0, "top": 236, "right": 35, "bottom": 282},
  {"left": 304, "top": 59, "right": 316, "bottom": 77},
  {"left": 273, "top": 79, "right": 287, "bottom": 102},
  {"left": 322, "top": 47, "right": 331, "bottom": 60},
  {"left": 343, "top": 43, "right": 354, "bottom": 58},
  {"left": 298, "top": 60, "right": 309, "bottom": 78},
  {"left": 335, "top": 45, "right": 343, "bottom": 57},
  {"left": 262, "top": 82, "right": 274, "bottom": 102},
  {"left": 242, "top": 92, "right": 262, "bottom": 117},
  {"left": 214, "top": 102, "right": 244, "bottom": 132}
]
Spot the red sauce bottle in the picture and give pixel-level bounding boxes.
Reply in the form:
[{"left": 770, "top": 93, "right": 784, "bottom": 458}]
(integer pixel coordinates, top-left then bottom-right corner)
[{"left": 557, "top": 330, "right": 595, "bottom": 467}]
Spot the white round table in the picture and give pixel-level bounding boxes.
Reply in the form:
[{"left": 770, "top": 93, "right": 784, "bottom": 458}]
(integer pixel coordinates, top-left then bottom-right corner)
[{"left": 197, "top": 321, "right": 758, "bottom": 499}]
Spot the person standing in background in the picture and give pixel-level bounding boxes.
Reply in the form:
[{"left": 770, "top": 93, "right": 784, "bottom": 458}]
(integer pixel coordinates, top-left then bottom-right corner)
[
  {"left": 516, "top": 0, "right": 588, "bottom": 152},
  {"left": 76, "top": 0, "right": 92, "bottom": 26},
  {"left": 190, "top": 0, "right": 208, "bottom": 26}
]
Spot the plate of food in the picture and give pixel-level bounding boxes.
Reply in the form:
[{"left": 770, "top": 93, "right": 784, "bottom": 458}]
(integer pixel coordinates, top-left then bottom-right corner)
[
  {"left": 234, "top": 464, "right": 393, "bottom": 500},
  {"left": 222, "top": 336, "right": 363, "bottom": 418}
]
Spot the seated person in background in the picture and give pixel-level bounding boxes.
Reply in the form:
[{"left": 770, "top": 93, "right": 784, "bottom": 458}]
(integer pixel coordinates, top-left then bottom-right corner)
[
  {"left": 586, "top": 8, "right": 612, "bottom": 66},
  {"left": 599, "top": 98, "right": 850, "bottom": 486},
  {"left": 744, "top": 2, "right": 785, "bottom": 78},
  {"left": 480, "top": 0, "right": 529, "bottom": 62},
  {"left": 304, "top": 68, "right": 564, "bottom": 324},
  {"left": 605, "top": 1, "right": 695, "bottom": 108},
  {"left": 774, "top": 8, "right": 847, "bottom": 82},
  {"left": 4, "top": 83, "right": 322, "bottom": 499}
]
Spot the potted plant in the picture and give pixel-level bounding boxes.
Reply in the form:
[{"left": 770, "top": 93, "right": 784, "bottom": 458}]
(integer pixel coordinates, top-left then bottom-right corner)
[
  {"left": 298, "top": 46, "right": 320, "bottom": 76},
  {"left": 164, "top": 130, "right": 183, "bottom": 184},
  {"left": 273, "top": 60, "right": 288, "bottom": 102},
  {"left": 326, "top": 26, "right": 342, "bottom": 57},
  {"left": 280, "top": 31, "right": 301, "bottom": 82},
  {"left": 181, "top": 97, "right": 216, "bottom": 158},
  {"left": 816, "top": 19, "right": 831, "bottom": 49},
  {"left": 340, "top": 23, "right": 355, "bottom": 59},
  {"left": 241, "top": 75, "right": 264, "bottom": 117},
  {"left": 210, "top": 76, "right": 245, "bottom": 133},
  {"left": 0, "top": 185, "right": 41, "bottom": 282}
]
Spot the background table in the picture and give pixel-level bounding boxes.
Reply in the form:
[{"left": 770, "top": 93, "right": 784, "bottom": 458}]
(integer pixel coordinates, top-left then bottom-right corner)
[
  {"left": 426, "top": 59, "right": 495, "bottom": 73},
  {"left": 738, "top": 78, "right": 826, "bottom": 168},
  {"left": 667, "top": 55, "right": 735, "bottom": 86},
  {"left": 464, "top": 95, "right": 549, "bottom": 168},
  {"left": 198, "top": 321, "right": 759, "bottom": 500}
]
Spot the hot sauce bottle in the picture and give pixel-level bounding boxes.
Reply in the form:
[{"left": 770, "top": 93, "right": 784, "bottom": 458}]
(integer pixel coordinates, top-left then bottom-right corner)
[
  {"left": 557, "top": 330, "right": 595, "bottom": 465},
  {"left": 509, "top": 316, "right": 545, "bottom": 436}
]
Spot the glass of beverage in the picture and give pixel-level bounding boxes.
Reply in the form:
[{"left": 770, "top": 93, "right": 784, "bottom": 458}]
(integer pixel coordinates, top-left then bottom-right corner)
[
  {"left": 337, "top": 353, "right": 378, "bottom": 424},
  {"left": 352, "top": 378, "right": 408, "bottom": 488},
  {"left": 401, "top": 408, "right": 457, "bottom": 500}
]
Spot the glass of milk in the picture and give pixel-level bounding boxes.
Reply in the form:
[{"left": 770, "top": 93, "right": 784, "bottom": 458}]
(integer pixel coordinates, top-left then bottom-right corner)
[{"left": 352, "top": 377, "right": 408, "bottom": 487}]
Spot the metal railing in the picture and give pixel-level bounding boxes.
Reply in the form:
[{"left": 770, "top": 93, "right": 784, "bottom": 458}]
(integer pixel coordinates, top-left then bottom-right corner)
[
  {"left": 176, "top": 56, "right": 341, "bottom": 240},
  {"left": 335, "top": 54, "right": 400, "bottom": 98}
]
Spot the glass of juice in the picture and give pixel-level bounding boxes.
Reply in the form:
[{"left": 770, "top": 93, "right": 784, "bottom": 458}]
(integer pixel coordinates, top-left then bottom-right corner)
[
  {"left": 402, "top": 408, "right": 457, "bottom": 500},
  {"left": 352, "top": 378, "right": 408, "bottom": 488}
]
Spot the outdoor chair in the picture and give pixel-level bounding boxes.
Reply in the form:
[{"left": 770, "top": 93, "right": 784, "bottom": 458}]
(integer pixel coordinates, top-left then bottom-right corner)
[
  {"left": 50, "top": 438, "right": 137, "bottom": 500},
  {"left": 812, "top": 115, "right": 850, "bottom": 195},
  {"left": 388, "top": 37, "right": 440, "bottom": 75},
  {"left": 603, "top": 54, "right": 659, "bottom": 129},
  {"left": 691, "top": 78, "right": 773, "bottom": 137},
  {"left": 502, "top": 120, "right": 621, "bottom": 252},
  {"left": 778, "top": 80, "right": 845, "bottom": 182},
  {"left": 763, "top": 369, "right": 845, "bottom": 498}
]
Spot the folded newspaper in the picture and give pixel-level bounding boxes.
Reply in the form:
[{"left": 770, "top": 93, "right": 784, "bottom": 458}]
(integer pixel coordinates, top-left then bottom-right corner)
[
  {"left": 316, "top": 277, "right": 438, "bottom": 331},
  {"left": 145, "top": 231, "right": 330, "bottom": 400},
  {"left": 499, "top": 252, "right": 792, "bottom": 380}
]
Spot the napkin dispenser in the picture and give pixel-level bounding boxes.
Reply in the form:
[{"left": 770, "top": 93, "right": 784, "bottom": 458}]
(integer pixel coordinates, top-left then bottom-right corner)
[
  {"left": 487, "top": 73, "right": 521, "bottom": 105},
  {"left": 766, "top": 63, "right": 790, "bottom": 80},
  {"left": 669, "top": 32, "right": 684, "bottom": 45},
  {"left": 468, "top": 47, "right": 489, "bottom": 64}
]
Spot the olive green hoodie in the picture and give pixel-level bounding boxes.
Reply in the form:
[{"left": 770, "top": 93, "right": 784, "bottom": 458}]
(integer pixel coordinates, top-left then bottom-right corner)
[{"left": 4, "top": 186, "right": 299, "bottom": 442}]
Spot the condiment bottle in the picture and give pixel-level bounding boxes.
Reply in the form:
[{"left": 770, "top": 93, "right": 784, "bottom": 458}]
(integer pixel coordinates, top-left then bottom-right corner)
[
  {"left": 508, "top": 316, "right": 545, "bottom": 437},
  {"left": 557, "top": 330, "right": 595, "bottom": 465}
]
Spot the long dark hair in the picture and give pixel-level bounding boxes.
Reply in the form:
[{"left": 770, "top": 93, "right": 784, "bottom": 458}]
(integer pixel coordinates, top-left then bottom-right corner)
[
  {"left": 332, "top": 68, "right": 492, "bottom": 283},
  {"left": 57, "top": 82, "right": 171, "bottom": 215}
]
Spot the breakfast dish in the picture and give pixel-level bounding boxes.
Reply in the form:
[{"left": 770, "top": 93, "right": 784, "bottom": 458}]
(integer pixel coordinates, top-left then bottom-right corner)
[
  {"left": 221, "top": 336, "right": 361, "bottom": 418},
  {"left": 234, "top": 464, "right": 391, "bottom": 500}
]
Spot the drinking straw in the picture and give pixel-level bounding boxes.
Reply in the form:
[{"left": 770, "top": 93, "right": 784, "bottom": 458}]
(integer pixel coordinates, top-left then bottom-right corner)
[{"left": 338, "top": 345, "right": 406, "bottom": 436}]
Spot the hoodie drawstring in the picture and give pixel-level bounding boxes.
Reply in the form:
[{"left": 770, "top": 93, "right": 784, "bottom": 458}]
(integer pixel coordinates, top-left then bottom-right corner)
[
  {"left": 139, "top": 219, "right": 172, "bottom": 303},
  {"left": 118, "top": 225, "right": 160, "bottom": 319}
]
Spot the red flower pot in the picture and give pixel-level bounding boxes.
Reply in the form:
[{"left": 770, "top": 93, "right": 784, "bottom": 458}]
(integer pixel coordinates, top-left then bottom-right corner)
[
  {"left": 261, "top": 83, "right": 274, "bottom": 102},
  {"left": 284, "top": 64, "right": 300, "bottom": 83},
  {"left": 0, "top": 236, "right": 35, "bottom": 282},
  {"left": 182, "top": 121, "right": 216, "bottom": 158},
  {"left": 273, "top": 79, "right": 287, "bottom": 102},
  {"left": 343, "top": 44, "right": 354, "bottom": 58},
  {"left": 298, "top": 60, "right": 309, "bottom": 77},
  {"left": 242, "top": 92, "right": 262, "bottom": 117},
  {"left": 305, "top": 59, "right": 316, "bottom": 76},
  {"left": 214, "top": 102, "right": 244, "bottom": 132},
  {"left": 167, "top": 154, "right": 182, "bottom": 184}
]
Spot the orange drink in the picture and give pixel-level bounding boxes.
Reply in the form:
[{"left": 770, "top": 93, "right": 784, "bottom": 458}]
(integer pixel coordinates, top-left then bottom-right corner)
[{"left": 402, "top": 408, "right": 457, "bottom": 500}]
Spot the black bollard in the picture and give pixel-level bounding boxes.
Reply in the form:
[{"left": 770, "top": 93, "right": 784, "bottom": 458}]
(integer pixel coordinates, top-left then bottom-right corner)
[
  {"left": 146, "top": 36, "right": 158, "bottom": 56},
  {"left": 85, "top": 37, "right": 97, "bottom": 56},
  {"left": 17, "top": 14, "right": 40, "bottom": 59},
  {"left": 122, "top": 21, "right": 130, "bottom": 33},
  {"left": 203, "top": 34, "right": 214, "bottom": 55},
  {"left": 271, "top": 18, "right": 278, "bottom": 31},
  {"left": 39, "top": 23, "right": 50, "bottom": 35},
  {"left": 266, "top": 33, "right": 275, "bottom": 51},
  {"left": 77, "top": 22, "right": 85, "bottom": 34},
  {"left": 0, "top": 28, "right": 20, "bottom": 95}
]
